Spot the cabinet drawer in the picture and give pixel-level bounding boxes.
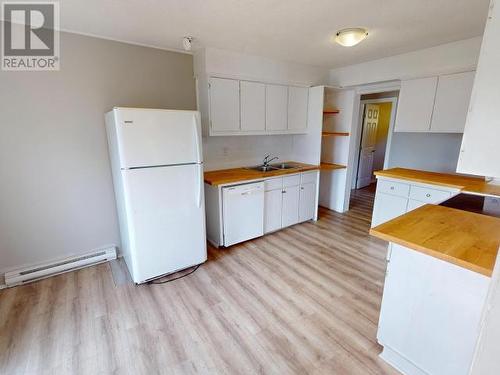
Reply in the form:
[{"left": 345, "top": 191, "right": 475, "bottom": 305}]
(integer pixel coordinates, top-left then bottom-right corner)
[
  {"left": 409, "top": 185, "right": 452, "bottom": 204},
  {"left": 283, "top": 174, "right": 301, "bottom": 187},
  {"left": 377, "top": 179, "right": 410, "bottom": 198},
  {"left": 301, "top": 171, "right": 318, "bottom": 185},
  {"left": 264, "top": 177, "right": 283, "bottom": 191}
]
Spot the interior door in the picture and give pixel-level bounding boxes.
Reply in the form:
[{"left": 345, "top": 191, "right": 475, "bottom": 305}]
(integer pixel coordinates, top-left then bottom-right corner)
[
  {"left": 123, "top": 164, "right": 206, "bottom": 283},
  {"left": 356, "top": 104, "right": 380, "bottom": 189}
]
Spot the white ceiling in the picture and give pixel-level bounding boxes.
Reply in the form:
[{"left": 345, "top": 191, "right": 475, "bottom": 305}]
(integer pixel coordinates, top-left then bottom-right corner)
[{"left": 60, "top": 0, "right": 490, "bottom": 68}]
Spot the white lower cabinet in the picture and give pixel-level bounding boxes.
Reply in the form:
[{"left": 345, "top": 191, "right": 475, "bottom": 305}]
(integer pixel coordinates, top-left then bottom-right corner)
[
  {"left": 264, "top": 172, "right": 318, "bottom": 234},
  {"left": 372, "top": 192, "right": 408, "bottom": 227},
  {"left": 282, "top": 185, "right": 300, "bottom": 228},
  {"left": 406, "top": 199, "right": 427, "bottom": 212},
  {"left": 206, "top": 171, "right": 319, "bottom": 247},
  {"left": 264, "top": 188, "right": 283, "bottom": 233},
  {"left": 299, "top": 183, "right": 316, "bottom": 222},
  {"left": 372, "top": 177, "right": 458, "bottom": 227}
]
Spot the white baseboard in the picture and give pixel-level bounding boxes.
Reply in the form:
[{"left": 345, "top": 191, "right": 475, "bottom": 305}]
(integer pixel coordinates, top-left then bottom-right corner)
[{"left": 380, "top": 346, "right": 428, "bottom": 375}]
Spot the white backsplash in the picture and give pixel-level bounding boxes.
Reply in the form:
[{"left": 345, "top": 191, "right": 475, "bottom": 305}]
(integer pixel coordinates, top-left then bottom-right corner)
[{"left": 203, "top": 134, "right": 295, "bottom": 171}]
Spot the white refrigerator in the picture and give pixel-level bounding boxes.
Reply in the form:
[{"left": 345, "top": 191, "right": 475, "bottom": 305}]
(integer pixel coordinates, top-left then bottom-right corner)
[{"left": 105, "top": 107, "right": 207, "bottom": 284}]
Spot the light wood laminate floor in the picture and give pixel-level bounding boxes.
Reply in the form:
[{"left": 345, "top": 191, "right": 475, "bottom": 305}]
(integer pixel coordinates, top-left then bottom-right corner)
[{"left": 0, "top": 186, "right": 399, "bottom": 374}]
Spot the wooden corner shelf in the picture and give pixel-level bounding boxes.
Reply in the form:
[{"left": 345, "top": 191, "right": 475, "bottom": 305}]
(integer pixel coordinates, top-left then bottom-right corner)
[
  {"left": 322, "top": 131, "right": 350, "bottom": 137},
  {"left": 323, "top": 109, "right": 340, "bottom": 114},
  {"left": 320, "top": 162, "right": 347, "bottom": 171}
]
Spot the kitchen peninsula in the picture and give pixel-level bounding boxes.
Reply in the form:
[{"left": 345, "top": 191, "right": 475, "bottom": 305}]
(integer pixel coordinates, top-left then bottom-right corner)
[{"left": 370, "top": 169, "right": 500, "bottom": 375}]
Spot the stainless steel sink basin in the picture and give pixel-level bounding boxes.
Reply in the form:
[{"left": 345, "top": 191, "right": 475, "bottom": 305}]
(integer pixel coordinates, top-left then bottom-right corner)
[
  {"left": 270, "top": 162, "right": 299, "bottom": 170},
  {"left": 246, "top": 165, "right": 279, "bottom": 172}
]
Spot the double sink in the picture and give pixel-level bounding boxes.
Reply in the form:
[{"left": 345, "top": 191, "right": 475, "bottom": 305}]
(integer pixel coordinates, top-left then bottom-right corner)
[{"left": 246, "top": 162, "right": 299, "bottom": 172}]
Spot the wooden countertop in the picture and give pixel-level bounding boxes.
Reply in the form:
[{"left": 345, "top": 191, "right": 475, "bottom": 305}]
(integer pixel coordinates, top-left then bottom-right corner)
[
  {"left": 370, "top": 205, "right": 500, "bottom": 277},
  {"left": 374, "top": 168, "right": 500, "bottom": 197},
  {"left": 204, "top": 162, "right": 320, "bottom": 186}
]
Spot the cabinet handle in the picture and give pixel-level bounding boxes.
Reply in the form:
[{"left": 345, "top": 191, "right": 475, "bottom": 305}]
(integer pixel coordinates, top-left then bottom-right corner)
[
  {"left": 301, "top": 187, "right": 304, "bottom": 190},
  {"left": 426, "top": 193, "right": 431, "bottom": 197},
  {"left": 390, "top": 186, "right": 395, "bottom": 190},
  {"left": 282, "top": 190, "right": 286, "bottom": 194}
]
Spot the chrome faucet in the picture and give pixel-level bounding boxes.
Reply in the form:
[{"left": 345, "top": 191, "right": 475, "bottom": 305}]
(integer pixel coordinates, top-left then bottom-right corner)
[{"left": 262, "top": 154, "right": 279, "bottom": 167}]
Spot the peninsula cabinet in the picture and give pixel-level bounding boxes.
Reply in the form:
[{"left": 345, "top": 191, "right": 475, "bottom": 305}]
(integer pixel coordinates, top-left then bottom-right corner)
[
  {"left": 205, "top": 76, "right": 309, "bottom": 136},
  {"left": 371, "top": 177, "right": 457, "bottom": 227},
  {"left": 378, "top": 243, "right": 489, "bottom": 375},
  {"left": 457, "top": 0, "right": 500, "bottom": 177},
  {"left": 394, "top": 71, "right": 474, "bottom": 133}
]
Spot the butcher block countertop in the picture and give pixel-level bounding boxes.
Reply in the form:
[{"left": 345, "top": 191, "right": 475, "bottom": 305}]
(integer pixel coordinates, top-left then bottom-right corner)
[
  {"left": 370, "top": 205, "right": 500, "bottom": 277},
  {"left": 374, "top": 168, "right": 500, "bottom": 197},
  {"left": 204, "top": 162, "right": 319, "bottom": 186}
]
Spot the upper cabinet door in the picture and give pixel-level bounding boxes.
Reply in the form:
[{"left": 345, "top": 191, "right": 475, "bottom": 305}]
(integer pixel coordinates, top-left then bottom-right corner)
[
  {"left": 458, "top": 1, "right": 500, "bottom": 178},
  {"left": 266, "top": 84, "right": 288, "bottom": 131},
  {"left": 240, "top": 81, "right": 265, "bottom": 132},
  {"left": 395, "top": 77, "right": 438, "bottom": 132},
  {"left": 430, "top": 71, "right": 475, "bottom": 133},
  {"left": 209, "top": 77, "right": 240, "bottom": 133},
  {"left": 288, "top": 86, "right": 309, "bottom": 131}
]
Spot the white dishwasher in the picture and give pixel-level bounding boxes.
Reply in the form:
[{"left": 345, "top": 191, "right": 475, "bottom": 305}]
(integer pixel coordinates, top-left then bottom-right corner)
[{"left": 222, "top": 181, "right": 264, "bottom": 246}]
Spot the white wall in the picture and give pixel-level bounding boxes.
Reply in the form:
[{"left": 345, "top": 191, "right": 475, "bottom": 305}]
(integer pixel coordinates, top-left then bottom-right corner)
[
  {"left": 195, "top": 47, "right": 329, "bottom": 171},
  {"left": 387, "top": 133, "right": 463, "bottom": 173},
  {"left": 0, "top": 29, "right": 196, "bottom": 274},
  {"left": 329, "top": 37, "right": 482, "bottom": 87}
]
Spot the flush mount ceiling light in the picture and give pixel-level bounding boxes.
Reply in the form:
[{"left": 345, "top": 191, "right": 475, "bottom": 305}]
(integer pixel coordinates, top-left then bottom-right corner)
[{"left": 333, "top": 28, "right": 368, "bottom": 47}]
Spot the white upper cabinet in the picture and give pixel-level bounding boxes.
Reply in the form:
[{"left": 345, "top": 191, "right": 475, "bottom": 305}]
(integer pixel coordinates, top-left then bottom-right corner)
[
  {"left": 288, "top": 86, "right": 309, "bottom": 131},
  {"left": 395, "top": 77, "right": 438, "bottom": 132},
  {"left": 266, "top": 84, "right": 288, "bottom": 131},
  {"left": 240, "top": 81, "right": 266, "bottom": 132},
  {"left": 458, "top": 1, "right": 500, "bottom": 177},
  {"left": 205, "top": 77, "right": 309, "bottom": 136},
  {"left": 430, "top": 71, "right": 475, "bottom": 133},
  {"left": 209, "top": 77, "right": 240, "bottom": 133}
]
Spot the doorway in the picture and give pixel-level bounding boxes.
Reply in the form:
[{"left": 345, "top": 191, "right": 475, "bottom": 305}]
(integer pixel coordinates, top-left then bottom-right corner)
[{"left": 353, "top": 96, "right": 398, "bottom": 190}]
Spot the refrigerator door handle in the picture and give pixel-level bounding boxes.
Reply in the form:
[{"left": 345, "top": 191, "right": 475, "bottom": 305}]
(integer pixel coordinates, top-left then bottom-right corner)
[
  {"left": 194, "top": 113, "right": 203, "bottom": 163},
  {"left": 197, "top": 165, "right": 203, "bottom": 208}
]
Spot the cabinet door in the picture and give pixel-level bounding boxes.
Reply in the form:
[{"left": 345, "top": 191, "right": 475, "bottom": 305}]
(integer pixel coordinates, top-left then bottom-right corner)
[
  {"left": 430, "top": 71, "right": 475, "bottom": 133},
  {"left": 240, "top": 81, "right": 265, "bottom": 132},
  {"left": 282, "top": 185, "right": 300, "bottom": 227},
  {"left": 457, "top": 2, "right": 500, "bottom": 177},
  {"left": 406, "top": 199, "right": 427, "bottom": 212},
  {"left": 377, "top": 244, "right": 489, "bottom": 375},
  {"left": 209, "top": 77, "right": 240, "bottom": 133},
  {"left": 264, "top": 189, "right": 283, "bottom": 233},
  {"left": 266, "top": 84, "right": 288, "bottom": 131},
  {"left": 288, "top": 86, "right": 309, "bottom": 131},
  {"left": 371, "top": 192, "right": 408, "bottom": 227},
  {"left": 299, "top": 183, "right": 316, "bottom": 222},
  {"left": 394, "top": 77, "right": 438, "bottom": 132}
]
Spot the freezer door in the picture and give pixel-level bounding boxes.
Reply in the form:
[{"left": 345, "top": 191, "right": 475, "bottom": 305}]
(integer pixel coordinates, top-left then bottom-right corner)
[
  {"left": 122, "top": 164, "right": 206, "bottom": 283},
  {"left": 114, "top": 108, "right": 202, "bottom": 168}
]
